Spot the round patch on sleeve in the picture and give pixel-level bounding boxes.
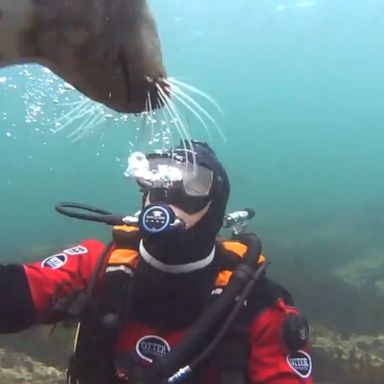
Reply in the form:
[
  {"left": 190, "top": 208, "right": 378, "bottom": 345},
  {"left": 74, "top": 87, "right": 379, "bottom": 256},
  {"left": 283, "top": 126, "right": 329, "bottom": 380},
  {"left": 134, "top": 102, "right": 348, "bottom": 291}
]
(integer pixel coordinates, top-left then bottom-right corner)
[
  {"left": 286, "top": 350, "right": 312, "bottom": 378},
  {"left": 136, "top": 335, "right": 171, "bottom": 363},
  {"left": 41, "top": 254, "right": 68, "bottom": 269},
  {"left": 63, "top": 245, "right": 88, "bottom": 255}
]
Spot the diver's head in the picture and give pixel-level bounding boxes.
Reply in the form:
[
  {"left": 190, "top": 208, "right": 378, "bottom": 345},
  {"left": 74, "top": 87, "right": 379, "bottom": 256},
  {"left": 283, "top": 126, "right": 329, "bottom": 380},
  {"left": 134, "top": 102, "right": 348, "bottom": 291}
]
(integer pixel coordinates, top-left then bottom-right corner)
[{"left": 133, "top": 140, "right": 230, "bottom": 262}]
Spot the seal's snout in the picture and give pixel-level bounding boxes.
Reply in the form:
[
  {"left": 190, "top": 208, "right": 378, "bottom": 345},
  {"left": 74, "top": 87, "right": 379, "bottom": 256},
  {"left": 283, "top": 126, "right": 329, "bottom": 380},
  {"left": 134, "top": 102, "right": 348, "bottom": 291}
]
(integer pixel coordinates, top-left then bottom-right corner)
[
  {"left": 82, "top": 0, "right": 170, "bottom": 114},
  {"left": 121, "top": 76, "right": 169, "bottom": 114},
  {"left": 8, "top": 0, "right": 170, "bottom": 115},
  {"left": 132, "top": 75, "right": 170, "bottom": 111},
  {"left": 117, "top": 0, "right": 170, "bottom": 114}
]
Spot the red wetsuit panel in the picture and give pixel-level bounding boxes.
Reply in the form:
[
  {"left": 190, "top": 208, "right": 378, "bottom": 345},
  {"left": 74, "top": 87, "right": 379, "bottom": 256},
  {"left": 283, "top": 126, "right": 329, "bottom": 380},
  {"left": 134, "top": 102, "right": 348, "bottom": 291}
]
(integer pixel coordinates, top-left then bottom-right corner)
[
  {"left": 21, "top": 240, "right": 313, "bottom": 383},
  {"left": 115, "top": 321, "right": 222, "bottom": 383},
  {"left": 116, "top": 319, "right": 188, "bottom": 354},
  {"left": 248, "top": 299, "right": 313, "bottom": 384},
  {"left": 23, "top": 239, "right": 105, "bottom": 323}
]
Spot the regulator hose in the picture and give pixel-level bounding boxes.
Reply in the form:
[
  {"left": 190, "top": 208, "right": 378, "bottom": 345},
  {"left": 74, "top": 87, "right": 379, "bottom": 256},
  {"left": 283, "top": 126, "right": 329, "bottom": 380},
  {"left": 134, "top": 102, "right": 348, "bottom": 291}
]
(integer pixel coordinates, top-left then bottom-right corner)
[
  {"left": 55, "top": 202, "right": 124, "bottom": 226},
  {"left": 151, "top": 233, "right": 263, "bottom": 382},
  {"left": 55, "top": 201, "right": 264, "bottom": 382}
]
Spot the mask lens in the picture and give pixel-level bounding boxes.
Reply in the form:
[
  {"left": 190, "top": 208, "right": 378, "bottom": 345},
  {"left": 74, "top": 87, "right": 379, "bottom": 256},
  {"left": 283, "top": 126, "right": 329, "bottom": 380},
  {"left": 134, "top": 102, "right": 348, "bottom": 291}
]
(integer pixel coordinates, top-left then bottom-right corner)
[
  {"left": 148, "top": 188, "right": 210, "bottom": 214},
  {"left": 136, "top": 156, "right": 214, "bottom": 198},
  {"left": 182, "top": 166, "right": 213, "bottom": 196}
]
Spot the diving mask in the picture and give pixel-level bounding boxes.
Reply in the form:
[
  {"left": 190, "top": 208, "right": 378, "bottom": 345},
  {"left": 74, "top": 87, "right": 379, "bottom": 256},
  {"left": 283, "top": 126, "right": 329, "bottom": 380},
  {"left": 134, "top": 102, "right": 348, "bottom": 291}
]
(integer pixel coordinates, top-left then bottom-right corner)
[{"left": 126, "top": 151, "right": 214, "bottom": 214}]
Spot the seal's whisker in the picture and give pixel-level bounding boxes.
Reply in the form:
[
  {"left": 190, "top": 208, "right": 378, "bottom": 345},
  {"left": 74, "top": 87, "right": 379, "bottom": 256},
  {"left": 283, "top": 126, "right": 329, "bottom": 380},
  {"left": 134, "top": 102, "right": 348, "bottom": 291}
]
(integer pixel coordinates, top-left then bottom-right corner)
[
  {"left": 72, "top": 117, "right": 106, "bottom": 143},
  {"left": 54, "top": 96, "right": 107, "bottom": 140},
  {"left": 53, "top": 99, "right": 91, "bottom": 132},
  {"left": 160, "top": 111, "right": 166, "bottom": 151},
  {"left": 66, "top": 117, "right": 93, "bottom": 140},
  {"left": 150, "top": 90, "right": 174, "bottom": 152},
  {"left": 167, "top": 87, "right": 213, "bottom": 141},
  {"left": 158, "top": 85, "right": 197, "bottom": 168},
  {"left": 67, "top": 113, "right": 101, "bottom": 140},
  {"left": 157, "top": 85, "right": 191, "bottom": 160},
  {"left": 169, "top": 83, "right": 226, "bottom": 143},
  {"left": 166, "top": 78, "right": 223, "bottom": 115},
  {"left": 58, "top": 99, "right": 90, "bottom": 108},
  {"left": 140, "top": 99, "right": 149, "bottom": 146},
  {"left": 134, "top": 100, "right": 154, "bottom": 150},
  {"left": 157, "top": 86, "right": 185, "bottom": 145},
  {"left": 160, "top": 104, "right": 174, "bottom": 151},
  {"left": 53, "top": 111, "right": 88, "bottom": 134},
  {"left": 147, "top": 92, "right": 155, "bottom": 145},
  {"left": 54, "top": 99, "right": 102, "bottom": 136},
  {"left": 136, "top": 110, "right": 149, "bottom": 146},
  {"left": 142, "top": 98, "right": 152, "bottom": 143}
]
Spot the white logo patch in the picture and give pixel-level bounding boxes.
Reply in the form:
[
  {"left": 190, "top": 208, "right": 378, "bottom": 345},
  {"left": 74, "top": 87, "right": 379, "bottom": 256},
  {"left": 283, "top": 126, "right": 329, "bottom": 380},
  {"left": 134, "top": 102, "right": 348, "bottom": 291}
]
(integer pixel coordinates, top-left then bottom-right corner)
[
  {"left": 136, "top": 335, "right": 171, "bottom": 363},
  {"left": 41, "top": 254, "right": 68, "bottom": 269},
  {"left": 63, "top": 245, "right": 88, "bottom": 255},
  {"left": 287, "top": 350, "right": 312, "bottom": 378}
]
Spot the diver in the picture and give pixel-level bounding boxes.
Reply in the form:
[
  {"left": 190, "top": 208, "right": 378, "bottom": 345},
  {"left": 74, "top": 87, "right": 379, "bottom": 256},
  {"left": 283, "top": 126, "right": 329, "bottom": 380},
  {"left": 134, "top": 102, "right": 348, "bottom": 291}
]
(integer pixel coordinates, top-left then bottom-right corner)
[{"left": 0, "top": 141, "right": 313, "bottom": 383}]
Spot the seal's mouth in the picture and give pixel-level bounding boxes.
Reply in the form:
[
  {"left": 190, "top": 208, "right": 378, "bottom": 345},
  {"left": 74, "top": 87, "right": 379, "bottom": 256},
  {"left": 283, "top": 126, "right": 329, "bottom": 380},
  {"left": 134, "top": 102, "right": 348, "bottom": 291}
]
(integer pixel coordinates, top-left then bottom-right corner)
[{"left": 117, "top": 52, "right": 168, "bottom": 114}]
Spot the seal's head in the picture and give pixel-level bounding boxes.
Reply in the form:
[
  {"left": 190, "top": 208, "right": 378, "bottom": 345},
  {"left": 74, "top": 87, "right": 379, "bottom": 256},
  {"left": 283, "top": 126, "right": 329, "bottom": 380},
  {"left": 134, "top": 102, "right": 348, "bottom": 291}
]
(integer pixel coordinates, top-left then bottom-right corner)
[{"left": 0, "top": 0, "right": 167, "bottom": 113}]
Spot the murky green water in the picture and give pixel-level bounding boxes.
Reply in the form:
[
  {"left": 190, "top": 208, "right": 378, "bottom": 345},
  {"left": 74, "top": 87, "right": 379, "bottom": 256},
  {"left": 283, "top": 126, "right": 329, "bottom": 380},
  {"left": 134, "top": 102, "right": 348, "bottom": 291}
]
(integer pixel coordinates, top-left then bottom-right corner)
[{"left": 1, "top": 1, "right": 384, "bottom": 378}]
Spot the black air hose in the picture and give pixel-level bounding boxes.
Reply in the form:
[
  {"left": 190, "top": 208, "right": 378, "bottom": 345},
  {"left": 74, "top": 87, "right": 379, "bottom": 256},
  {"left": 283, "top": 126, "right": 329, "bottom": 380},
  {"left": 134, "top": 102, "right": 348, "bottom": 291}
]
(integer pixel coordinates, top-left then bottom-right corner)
[
  {"left": 55, "top": 202, "right": 124, "bottom": 225},
  {"left": 152, "top": 233, "right": 262, "bottom": 378}
]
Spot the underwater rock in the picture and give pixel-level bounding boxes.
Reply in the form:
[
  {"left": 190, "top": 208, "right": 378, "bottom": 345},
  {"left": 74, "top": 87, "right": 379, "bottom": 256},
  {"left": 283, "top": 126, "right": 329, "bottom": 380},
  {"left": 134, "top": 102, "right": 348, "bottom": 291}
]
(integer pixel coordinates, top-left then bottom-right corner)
[
  {"left": 1, "top": 324, "right": 384, "bottom": 383},
  {"left": 311, "top": 324, "right": 384, "bottom": 384},
  {"left": 335, "top": 248, "right": 384, "bottom": 296},
  {"left": 0, "top": 346, "right": 65, "bottom": 383},
  {"left": 0, "top": 324, "right": 75, "bottom": 369}
]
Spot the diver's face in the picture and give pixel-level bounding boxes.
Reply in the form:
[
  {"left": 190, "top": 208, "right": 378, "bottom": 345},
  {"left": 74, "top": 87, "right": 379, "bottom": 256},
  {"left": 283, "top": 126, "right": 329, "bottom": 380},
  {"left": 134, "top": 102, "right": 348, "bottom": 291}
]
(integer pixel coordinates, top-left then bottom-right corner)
[
  {"left": 144, "top": 195, "right": 211, "bottom": 229},
  {"left": 168, "top": 202, "right": 211, "bottom": 229}
]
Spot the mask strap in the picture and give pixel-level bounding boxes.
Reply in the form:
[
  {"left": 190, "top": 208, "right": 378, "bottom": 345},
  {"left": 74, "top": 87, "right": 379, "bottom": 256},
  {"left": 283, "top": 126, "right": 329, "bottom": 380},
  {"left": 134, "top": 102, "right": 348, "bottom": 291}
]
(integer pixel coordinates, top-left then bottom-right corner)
[{"left": 139, "top": 240, "right": 215, "bottom": 274}]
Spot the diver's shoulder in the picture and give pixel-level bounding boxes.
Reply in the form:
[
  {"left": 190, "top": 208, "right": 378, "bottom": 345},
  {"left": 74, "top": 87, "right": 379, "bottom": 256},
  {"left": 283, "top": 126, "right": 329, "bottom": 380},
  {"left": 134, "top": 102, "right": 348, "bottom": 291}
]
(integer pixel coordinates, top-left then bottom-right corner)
[{"left": 245, "top": 277, "right": 295, "bottom": 316}]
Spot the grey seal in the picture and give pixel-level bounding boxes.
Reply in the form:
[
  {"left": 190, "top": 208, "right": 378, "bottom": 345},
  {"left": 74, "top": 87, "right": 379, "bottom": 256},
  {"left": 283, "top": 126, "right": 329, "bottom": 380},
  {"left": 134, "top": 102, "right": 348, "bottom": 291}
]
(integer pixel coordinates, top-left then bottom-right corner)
[{"left": 0, "top": 0, "right": 167, "bottom": 113}]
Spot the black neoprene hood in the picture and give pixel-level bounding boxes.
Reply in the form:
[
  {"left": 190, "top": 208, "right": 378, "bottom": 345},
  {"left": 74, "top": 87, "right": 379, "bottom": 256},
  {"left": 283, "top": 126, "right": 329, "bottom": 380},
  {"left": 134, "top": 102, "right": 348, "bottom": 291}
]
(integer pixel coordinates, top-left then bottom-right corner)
[{"left": 164, "top": 140, "right": 229, "bottom": 231}]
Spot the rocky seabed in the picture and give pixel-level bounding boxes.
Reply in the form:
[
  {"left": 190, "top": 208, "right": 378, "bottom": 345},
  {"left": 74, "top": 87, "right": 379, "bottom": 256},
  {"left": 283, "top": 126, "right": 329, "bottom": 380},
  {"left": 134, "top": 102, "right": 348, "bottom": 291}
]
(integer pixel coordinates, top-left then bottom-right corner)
[
  {"left": 0, "top": 347, "right": 65, "bottom": 383},
  {"left": 1, "top": 324, "right": 384, "bottom": 383}
]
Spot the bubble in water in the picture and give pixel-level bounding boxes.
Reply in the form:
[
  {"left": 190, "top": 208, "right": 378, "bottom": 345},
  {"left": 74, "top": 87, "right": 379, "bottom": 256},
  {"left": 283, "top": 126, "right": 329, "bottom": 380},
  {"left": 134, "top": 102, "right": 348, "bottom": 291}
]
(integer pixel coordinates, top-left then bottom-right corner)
[
  {"left": 124, "top": 151, "right": 183, "bottom": 189},
  {"left": 9, "top": 65, "right": 114, "bottom": 137}
]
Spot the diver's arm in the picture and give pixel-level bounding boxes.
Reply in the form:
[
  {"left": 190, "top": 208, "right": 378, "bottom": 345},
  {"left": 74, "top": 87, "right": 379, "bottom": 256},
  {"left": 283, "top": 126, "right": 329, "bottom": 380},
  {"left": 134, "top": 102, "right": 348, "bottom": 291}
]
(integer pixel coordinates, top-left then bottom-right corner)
[
  {"left": 0, "top": 264, "right": 35, "bottom": 333},
  {"left": 0, "top": 239, "right": 105, "bottom": 333}
]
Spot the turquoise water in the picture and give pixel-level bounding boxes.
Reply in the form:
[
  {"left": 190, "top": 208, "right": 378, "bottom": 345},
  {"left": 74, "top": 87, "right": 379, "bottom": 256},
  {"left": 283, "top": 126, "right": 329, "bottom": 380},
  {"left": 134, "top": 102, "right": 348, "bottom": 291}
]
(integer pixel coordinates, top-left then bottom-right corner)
[{"left": 1, "top": 0, "right": 384, "bottom": 341}]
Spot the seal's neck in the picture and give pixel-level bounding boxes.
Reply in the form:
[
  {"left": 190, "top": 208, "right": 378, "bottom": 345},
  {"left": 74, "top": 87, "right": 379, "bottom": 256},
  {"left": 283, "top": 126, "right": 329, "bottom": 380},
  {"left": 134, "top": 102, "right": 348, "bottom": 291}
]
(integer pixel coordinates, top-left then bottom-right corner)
[{"left": 0, "top": 0, "right": 37, "bottom": 66}]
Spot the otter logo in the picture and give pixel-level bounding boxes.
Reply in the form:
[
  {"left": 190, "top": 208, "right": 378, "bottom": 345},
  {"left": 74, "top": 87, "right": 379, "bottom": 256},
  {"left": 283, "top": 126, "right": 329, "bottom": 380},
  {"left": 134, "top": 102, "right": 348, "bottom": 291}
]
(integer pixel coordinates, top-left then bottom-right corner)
[
  {"left": 41, "top": 254, "right": 67, "bottom": 269},
  {"left": 287, "top": 350, "right": 312, "bottom": 378},
  {"left": 136, "top": 335, "right": 171, "bottom": 363},
  {"left": 63, "top": 245, "right": 87, "bottom": 255}
]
